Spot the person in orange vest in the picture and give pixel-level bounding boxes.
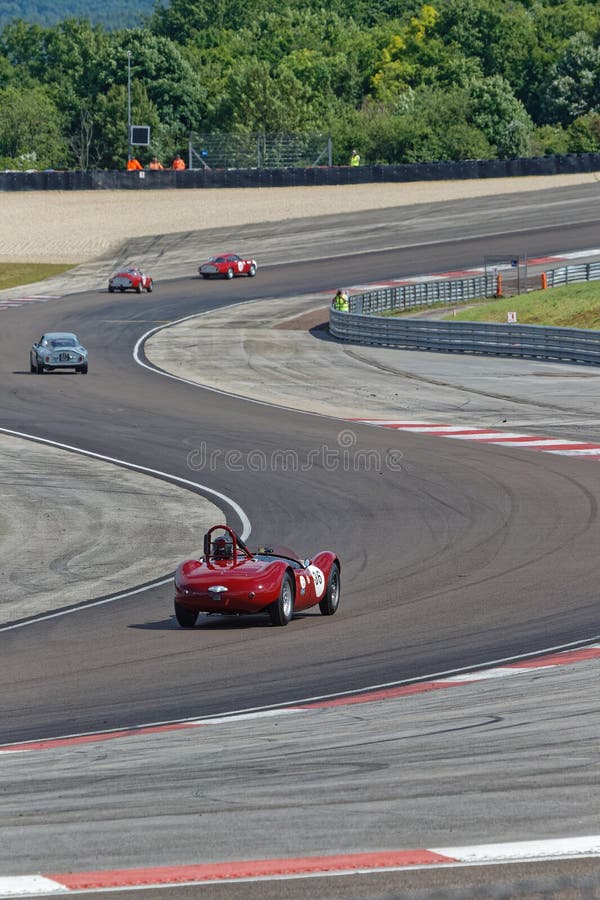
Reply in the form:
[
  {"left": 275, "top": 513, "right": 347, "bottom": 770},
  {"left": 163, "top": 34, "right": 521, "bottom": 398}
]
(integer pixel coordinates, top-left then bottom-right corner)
[
  {"left": 126, "top": 157, "right": 143, "bottom": 171},
  {"left": 149, "top": 156, "right": 164, "bottom": 170},
  {"left": 171, "top": 154, "right": 186, "bottom": 170}
]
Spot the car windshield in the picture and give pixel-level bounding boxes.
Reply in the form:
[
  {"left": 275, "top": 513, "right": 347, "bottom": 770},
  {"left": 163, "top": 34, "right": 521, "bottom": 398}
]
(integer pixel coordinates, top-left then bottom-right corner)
[{"left": 49, "top": 338, "right": 77, "bottom": 348}]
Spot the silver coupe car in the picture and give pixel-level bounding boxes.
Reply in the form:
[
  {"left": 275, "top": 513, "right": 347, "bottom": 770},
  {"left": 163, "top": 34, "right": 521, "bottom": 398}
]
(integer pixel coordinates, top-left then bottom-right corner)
[{"left": 30, "top": 332, "right": 88, "bottom": 374}]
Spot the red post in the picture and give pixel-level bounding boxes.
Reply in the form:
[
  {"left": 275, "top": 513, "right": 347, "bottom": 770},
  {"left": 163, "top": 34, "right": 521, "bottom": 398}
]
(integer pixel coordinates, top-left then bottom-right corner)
[
  {"left": 496, "top": 273, "right": 503, "bottom": 297},
  {"left": 541, "top": 272, "right": 547, "bottom": 290}
]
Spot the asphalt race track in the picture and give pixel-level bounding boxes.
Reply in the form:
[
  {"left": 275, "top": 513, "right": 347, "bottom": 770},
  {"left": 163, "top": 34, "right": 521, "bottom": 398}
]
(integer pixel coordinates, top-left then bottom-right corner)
[{"left": 1, "top": 183, "right": 600, "bottom": 897}]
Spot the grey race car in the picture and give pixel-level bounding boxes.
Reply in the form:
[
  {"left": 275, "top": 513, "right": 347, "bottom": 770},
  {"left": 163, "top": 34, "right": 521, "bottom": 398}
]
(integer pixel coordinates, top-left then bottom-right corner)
[{"left": 30, "top": 332, "right": 88, "bottom": 374}]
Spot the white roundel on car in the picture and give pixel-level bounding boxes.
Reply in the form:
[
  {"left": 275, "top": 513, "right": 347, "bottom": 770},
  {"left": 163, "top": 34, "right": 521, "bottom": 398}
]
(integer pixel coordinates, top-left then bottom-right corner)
[
  {"left": 238, "top": 260, "right": 243, "bottom": 271},
  {"left": 308, "top": 564, "right": 326, "bottom": 597}
]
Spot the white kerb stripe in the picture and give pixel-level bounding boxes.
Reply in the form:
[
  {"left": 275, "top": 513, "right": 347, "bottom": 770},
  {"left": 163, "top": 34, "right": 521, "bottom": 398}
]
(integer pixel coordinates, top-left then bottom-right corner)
[
  {"left": 0, "top": 875, "right": 68, "bottom": 895},
  {"left": 433, "top": 835, "right": 600, "bottom": 863}
]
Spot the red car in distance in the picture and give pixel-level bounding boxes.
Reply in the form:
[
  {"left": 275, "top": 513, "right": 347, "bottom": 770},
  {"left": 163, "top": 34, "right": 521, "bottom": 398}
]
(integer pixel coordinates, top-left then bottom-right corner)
[
  {"left": 108, "top": 266, "right": 153, "bottom": 293},
  {"left": 174, "top": 525, "right": 340, "bottom": 627},
  {"left": 198, "top": 252, "right": 257, "bottom": 279}
]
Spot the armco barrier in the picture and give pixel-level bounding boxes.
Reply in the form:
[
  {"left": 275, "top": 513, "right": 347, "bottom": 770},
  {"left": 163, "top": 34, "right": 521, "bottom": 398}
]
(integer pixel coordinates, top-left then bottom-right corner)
[
  {"left": 545, "top": 261, "right": 600, "bottom": 287},
  {"left": 2, "top": 151, "right": 600, "bottom": 191},
  {"left": 329, "top": 312, "right": 600, "bottom": 366},
  {"left": 352, "top": 275, "right": 498, "bottom": 314}
]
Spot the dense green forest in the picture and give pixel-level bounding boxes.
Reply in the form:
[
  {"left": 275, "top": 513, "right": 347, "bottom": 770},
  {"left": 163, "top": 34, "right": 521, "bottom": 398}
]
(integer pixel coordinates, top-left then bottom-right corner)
[
  {"left": 1, "top": 0, "right": 600, "bottom": 170},
  {"left": 0, "top": 1, "right": 153, "bottom": 31}
]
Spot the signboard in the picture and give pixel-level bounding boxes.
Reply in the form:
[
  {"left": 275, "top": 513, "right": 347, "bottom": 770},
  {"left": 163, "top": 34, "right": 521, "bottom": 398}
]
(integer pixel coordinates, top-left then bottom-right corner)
[
  {"left": 130, "top": 125, "right": 150, "bottom": 146},
  {"left": 507, "top": 311, "right": 517, "bottom": 323}
]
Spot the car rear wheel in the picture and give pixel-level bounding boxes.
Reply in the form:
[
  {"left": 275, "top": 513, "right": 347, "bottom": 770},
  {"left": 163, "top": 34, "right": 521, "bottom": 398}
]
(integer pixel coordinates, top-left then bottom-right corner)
[
  {"left": 36, "top": 361, "right": 44, "bottom": 374},
  {"left": 201, "top": 274, "right": 210, "bottom": 279},
  {"left": 319, "top": 563, "right": 340, "bottom": 616},
  {"left": 248, "top": 264, "right": 257, "bottom": 277},
  {"left": 226, "top": 268, "right": 234, "bottom": 279},
  {"left": 30, "top": 359, "right": 36, "bottom": 373},
  {"left": 175, "top": 602, "right": 198, "bottom": 628},
  {"left": 108, "top": 286, "right": 114, "bottom": 293},
  {"left": 269, "top": 574, "right": 294, "bottom": 626},
  {"left": 146, "top": 283, "right": 153, "bottom": 292}
]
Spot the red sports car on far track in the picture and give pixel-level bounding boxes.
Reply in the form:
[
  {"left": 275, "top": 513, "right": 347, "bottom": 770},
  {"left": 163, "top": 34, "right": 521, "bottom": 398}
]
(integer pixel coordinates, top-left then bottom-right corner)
[
  {"left": 108, "top": 266, "right": 153, "bottom": 293},
  {"left": 174, "top": 525, "right": 340, "bottom": 627},
  {"left": 198, "top": 252, "right": 257, "bottom": 279}
]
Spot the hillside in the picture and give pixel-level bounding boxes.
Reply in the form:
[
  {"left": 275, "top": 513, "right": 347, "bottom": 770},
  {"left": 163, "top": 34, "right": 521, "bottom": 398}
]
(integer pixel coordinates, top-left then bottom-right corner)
[{"left": 0, "top": 0, "right": 154, "bottom": 30}]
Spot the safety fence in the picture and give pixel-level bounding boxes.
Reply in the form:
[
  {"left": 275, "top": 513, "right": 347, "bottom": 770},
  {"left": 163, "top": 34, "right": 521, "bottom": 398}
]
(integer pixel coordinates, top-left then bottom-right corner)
[
  {"left": 331, "top": 261, "right": 600, "bottom": 366},
  {"left": 545, "top": 261, "right": 600, "bottom": 287},
  {"left": 2, "top": 150, "right": 600, "bottom": 191},
  {"left": 188, "top": 132, "right": 332, "bottom": 169},
  {"left": 349, "top": 275, "right": 498, "bottom": 315},
  {"left": 329, "top": 313, "right": 600, "bottom": 366}
]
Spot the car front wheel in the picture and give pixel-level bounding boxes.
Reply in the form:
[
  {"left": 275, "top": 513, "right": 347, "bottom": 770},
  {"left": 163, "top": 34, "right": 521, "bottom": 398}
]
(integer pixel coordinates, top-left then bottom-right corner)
[
  {"left": 36, "top": 361, "right": 44, "bottom": 374},
  {"left": 79, "top": 363, "right": 88, "bottom": 374},
  {"left": 269, "top": 574, "right": 294, "bottom": 626},
  {"left": 319, "top": 563, "right": 340, "bottom": 616},
  {"left": 226, "top": 268, "right": 234, "bottom": 279},
  {"left": 146, "top": 282, "right": 153, "bottom": 292},
  {"left": 136, "top": 283, "right": 143, "bottom": 293},
  {"left": 175, "top": 602, "right": 198, "bottom": 628}
]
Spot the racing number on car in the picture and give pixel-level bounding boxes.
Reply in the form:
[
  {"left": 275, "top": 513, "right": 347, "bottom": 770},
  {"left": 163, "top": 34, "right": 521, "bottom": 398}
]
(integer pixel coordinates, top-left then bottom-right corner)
[
  {"left": 308, "top": 565, "right": 325, "bottom": 598},
  {"left": 237, "top": 261, "right": 243, "bottom": 272}
]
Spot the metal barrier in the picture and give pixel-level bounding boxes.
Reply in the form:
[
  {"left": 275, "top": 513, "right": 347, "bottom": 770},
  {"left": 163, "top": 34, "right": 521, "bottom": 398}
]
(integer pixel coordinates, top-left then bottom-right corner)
[
  {"left": 545, "top": 261, "right": 600, "bottom": 287},
  {"left": 331, "top": 259, "right": 600, "bottom": 366},
  {"left": 350, "top": 275, "right": 497, "bottom": 314},
  {"left": 330, "top": 312, "right": 600, "bottom": 366}
]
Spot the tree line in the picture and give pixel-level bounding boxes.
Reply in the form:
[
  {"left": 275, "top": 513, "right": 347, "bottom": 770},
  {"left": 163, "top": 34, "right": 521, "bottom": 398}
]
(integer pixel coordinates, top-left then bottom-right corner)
[{"left": 1, "top": 0, "right": 600, "bottom": 171}]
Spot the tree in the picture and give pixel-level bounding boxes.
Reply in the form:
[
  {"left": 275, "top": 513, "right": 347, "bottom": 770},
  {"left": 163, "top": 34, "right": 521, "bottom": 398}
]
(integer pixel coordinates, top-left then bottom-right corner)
[
  {"left": 0, "top": 84, "right": 67, "bottom": 168},
  {"left": 541, "top": 31, "right": 600, "bottom": 124},
  {"left": 468, "top": 75, "right": 533, "bottom": 158},
  {"left": 566, "top": 112, "right": 600, "bottom": 151}
]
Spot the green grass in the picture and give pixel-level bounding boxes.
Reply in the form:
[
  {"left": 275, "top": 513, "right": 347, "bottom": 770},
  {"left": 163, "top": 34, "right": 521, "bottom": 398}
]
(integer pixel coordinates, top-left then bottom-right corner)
[
  {"left": 384, "top": 282, "right": 600, "bottom": 329},
  {"left": 0, "top": 262, "right": 76, "bottom": 291},
  {"left": 441, "top": 282, "right": 600, "bottom": 329}
]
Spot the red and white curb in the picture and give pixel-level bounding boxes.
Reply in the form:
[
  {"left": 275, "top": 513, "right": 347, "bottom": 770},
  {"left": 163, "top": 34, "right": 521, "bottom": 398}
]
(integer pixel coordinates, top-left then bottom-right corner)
[
  {"left": 2, "top": 644, "right": 599, "bottom": 755},
  {"left": 353, "top": 419, "right": 600, "bottom": 460},
  {"left": 344, "top": 249, "right": 600, "bottom": 292},
  {"left": 0, "top": 295, "right": 58, "bottom": 310},
  {"left": 2, "top": 836, "right": 600, "bottom": 895}
]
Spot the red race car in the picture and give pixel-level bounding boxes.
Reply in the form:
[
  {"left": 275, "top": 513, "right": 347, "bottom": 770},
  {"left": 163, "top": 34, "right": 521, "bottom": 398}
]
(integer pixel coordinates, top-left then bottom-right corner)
[
  {"left": 108, "top": 266, "right": 153, "bottom": 293},
  {"left": 198, "top": 252, "right": 257, "bottom": 279},
  {"left": 174, "top": 525, "right": 340, "bottom": 627}
]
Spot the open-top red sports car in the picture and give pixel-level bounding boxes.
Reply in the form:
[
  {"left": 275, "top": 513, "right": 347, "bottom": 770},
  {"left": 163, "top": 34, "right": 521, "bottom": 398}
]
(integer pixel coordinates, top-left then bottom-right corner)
[
  {"left": 174, "top": 525, "right": 340, "bottom": 627},
  {"left": 198, "top": 252, "right": 257, "bottom": 279},
  {"left": 108, "top": 266, "right": 153, "bottom": 293}
]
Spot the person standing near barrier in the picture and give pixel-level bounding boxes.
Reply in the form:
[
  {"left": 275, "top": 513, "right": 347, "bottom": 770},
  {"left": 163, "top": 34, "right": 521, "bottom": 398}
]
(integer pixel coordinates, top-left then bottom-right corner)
[
  {"left": 349, "top": 149, "right": 361, "bottom": 167},
  {"left": 172, "top": 154, "right": 186, "bottom": 170},
  {"left": 126, "top": 157, "right": 143, "bottom": 171},
  {"left": 333, "top": 289, "right": 349, "bottom": 311},
  {"left": 149, "top": 156, "right": 164, "bottom": 170}
]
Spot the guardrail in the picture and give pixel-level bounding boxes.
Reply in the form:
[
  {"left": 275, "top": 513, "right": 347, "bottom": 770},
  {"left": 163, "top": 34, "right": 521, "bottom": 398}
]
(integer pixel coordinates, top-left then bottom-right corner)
[
  {"left": 545, "top": 261, "right": 600, "bottom": 287},
  {"left": 349, "top": 275, "right": 497, "bottom": 314},
  {"left": 330, "top": 313, "right": 600, "bottom": 366}
]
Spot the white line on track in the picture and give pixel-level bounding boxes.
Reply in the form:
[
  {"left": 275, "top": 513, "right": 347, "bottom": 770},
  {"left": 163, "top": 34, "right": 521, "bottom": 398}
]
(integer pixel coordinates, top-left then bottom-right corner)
[{"left": 0, "top": 426, "right": 252, "bottom": 631}]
